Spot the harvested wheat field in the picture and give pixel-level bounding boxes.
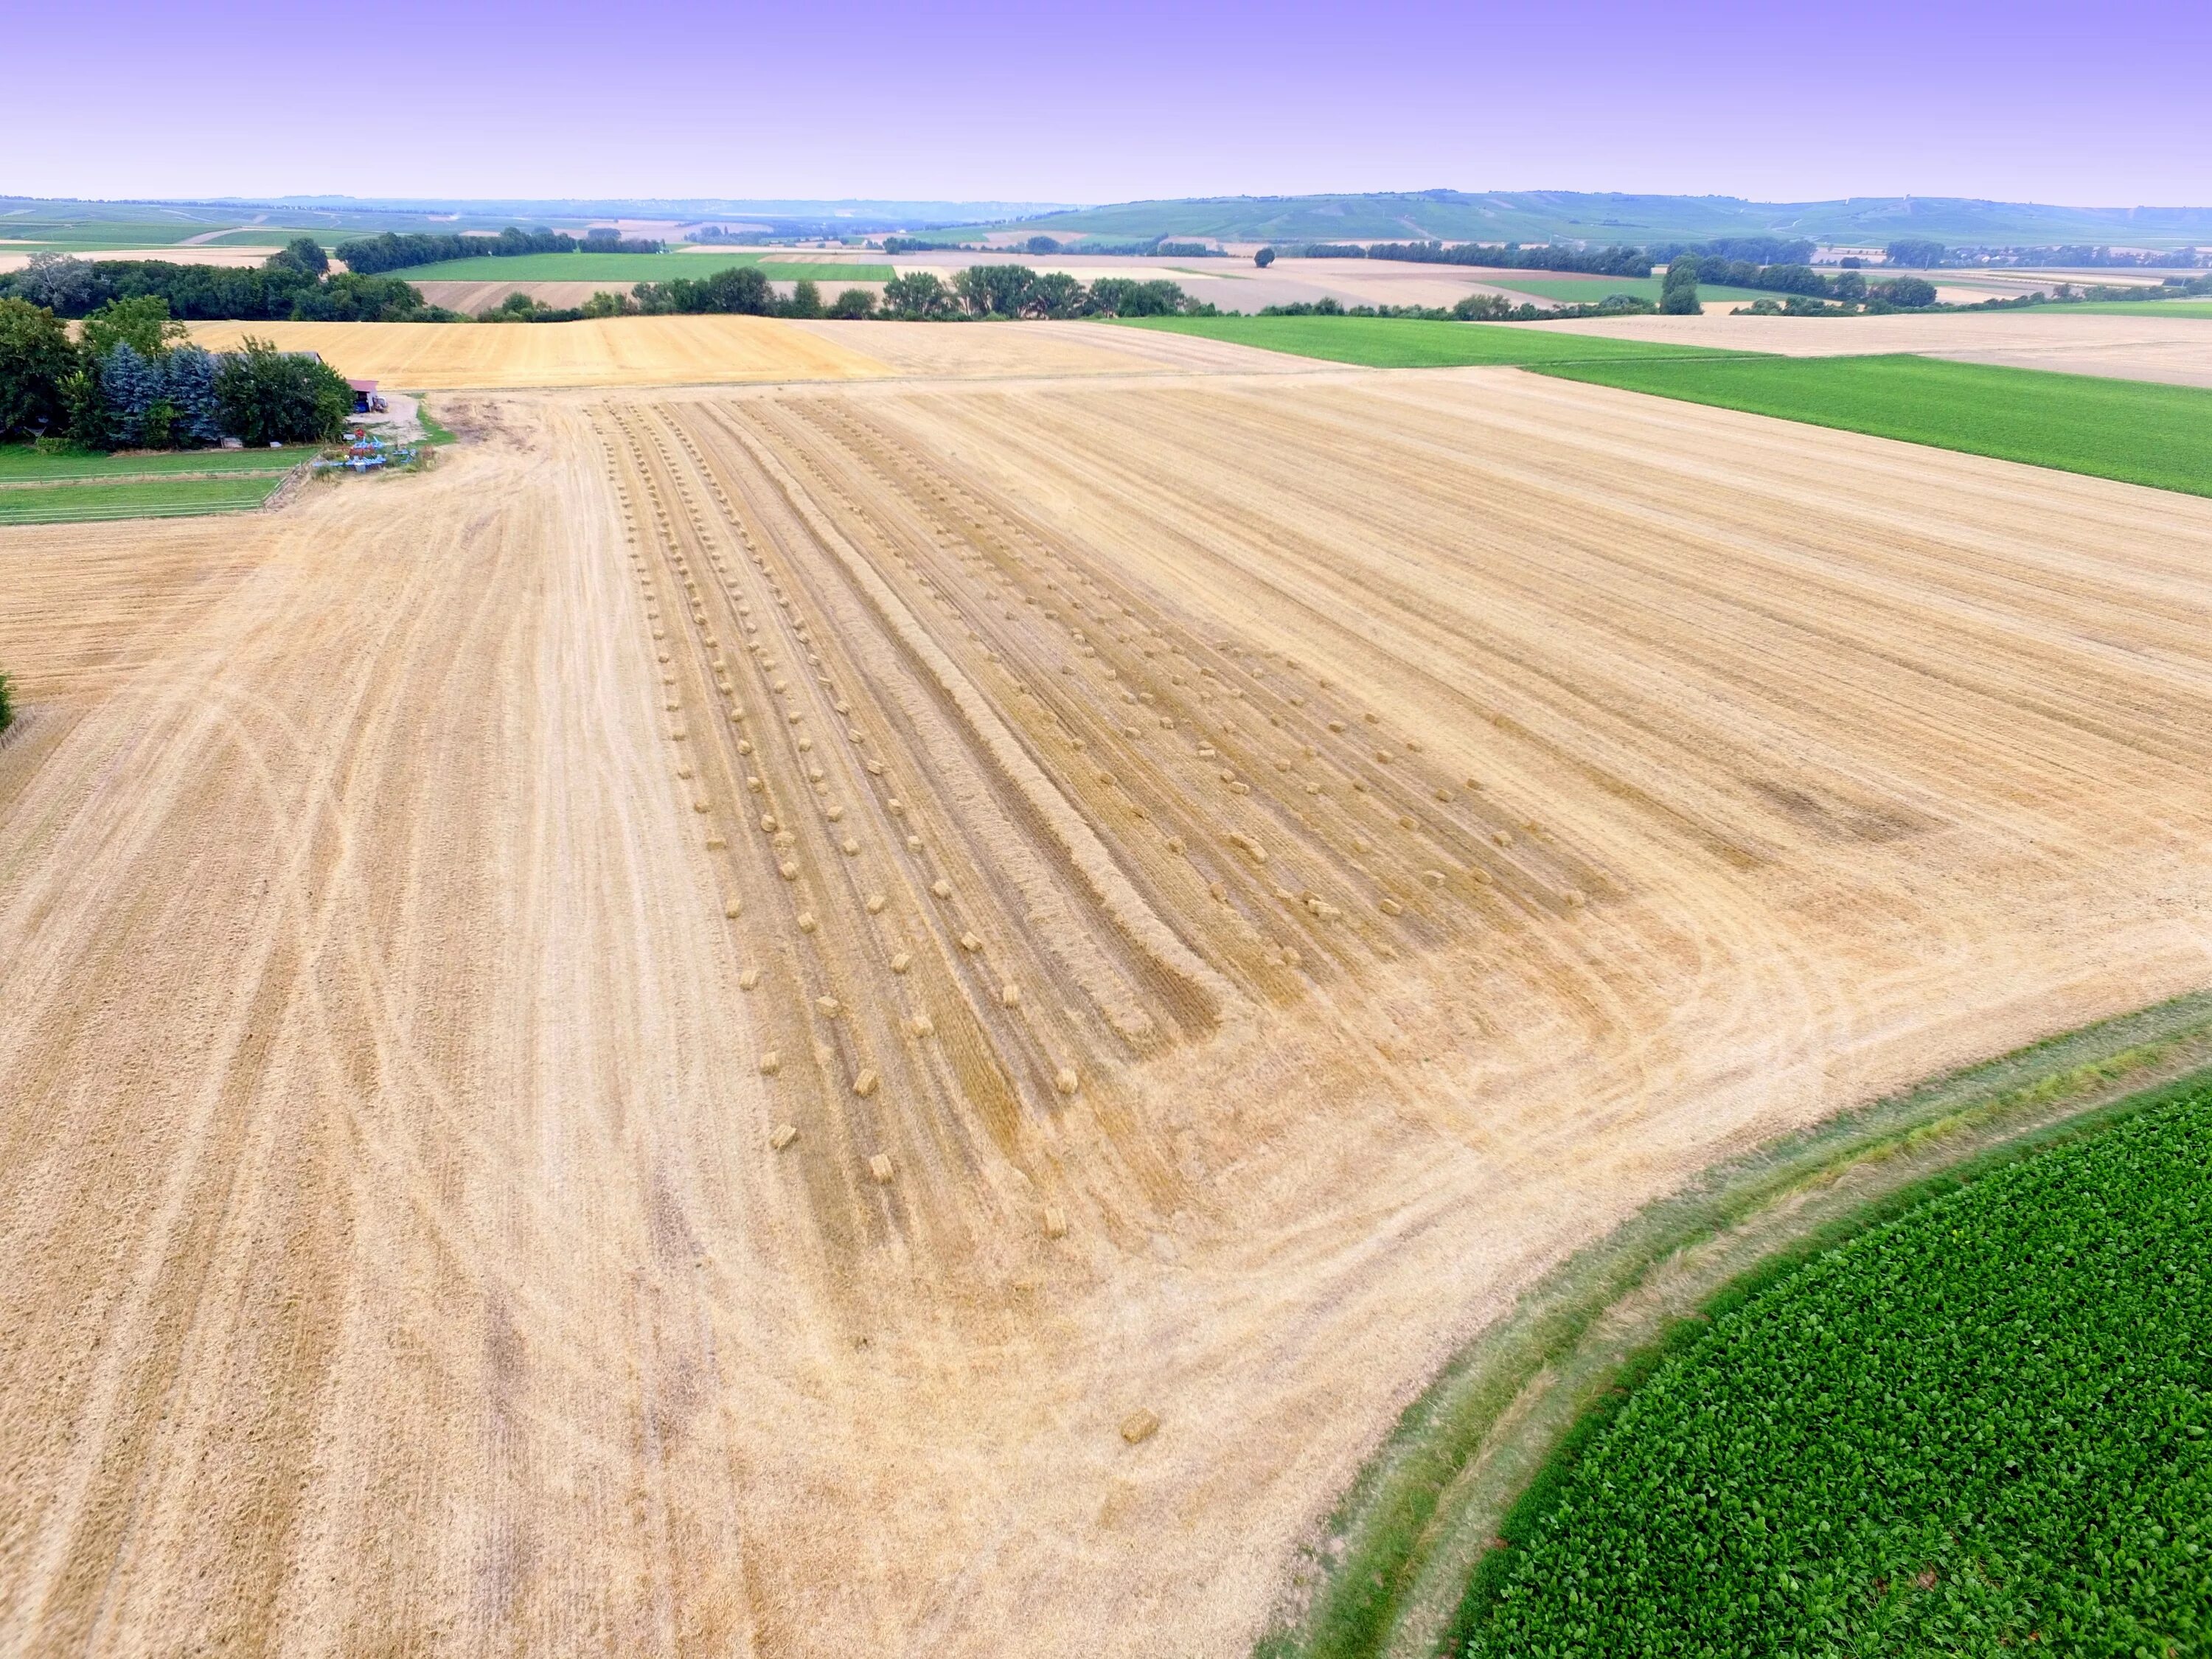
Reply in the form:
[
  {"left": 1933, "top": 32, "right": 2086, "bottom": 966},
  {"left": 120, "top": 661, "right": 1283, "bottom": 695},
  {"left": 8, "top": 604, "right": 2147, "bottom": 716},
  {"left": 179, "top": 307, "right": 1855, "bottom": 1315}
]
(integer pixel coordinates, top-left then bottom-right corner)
[
  {"left": 790, "top": 317, "right": 1311, "bottom": 380},
  {"left": 4, "top": 361, "right": 2212, "bottom": 1658},
  {"left": 184, "top": 316, "right": 891, "bottom": 389},
  {"left": 1535, "top": 307, "right": 2212, "bottom": 387},
  {"left": 411, "top": 277, "right": 653, "bottom": 316},
  {"left": 181, "top": 317, "right": 1296, "bottom": 391}
]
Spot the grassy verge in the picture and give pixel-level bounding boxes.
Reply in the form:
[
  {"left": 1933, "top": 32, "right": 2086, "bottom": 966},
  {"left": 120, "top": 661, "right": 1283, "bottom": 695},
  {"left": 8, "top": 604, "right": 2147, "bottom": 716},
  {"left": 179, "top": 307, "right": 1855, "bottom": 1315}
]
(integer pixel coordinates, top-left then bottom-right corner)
[
  {"left": 1531, "top": 352, "right": 2212, "bottom": 497},
  {"left": 0, "top": 475, "right": 288, "bottom": 526},
  {"left": 1466, "top": 1077, "right": 2212, "bottom": 1655},
  {"left": 414, "top": 401, "right": 456, "bottom": 445},
  {"left": 1113, "top": 315, "right": 1753, "bottom": 369},
  {"left": 1259, "top": 991, "right": 2212, "bottom": 1659},
  {"left": 0, "top": 442, "right": 312, "bottom": 482}
]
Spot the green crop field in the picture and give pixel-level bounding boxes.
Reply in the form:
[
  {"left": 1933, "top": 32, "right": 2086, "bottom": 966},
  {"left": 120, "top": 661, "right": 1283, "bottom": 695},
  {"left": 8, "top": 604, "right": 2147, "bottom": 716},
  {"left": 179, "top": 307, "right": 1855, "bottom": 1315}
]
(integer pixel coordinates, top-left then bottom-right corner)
[
  {"left": 0, "top": 443, "right": 311, "bottom": 483},
  {"left": 1481, "top": 275, "right": 1773, "bottom": 307},
  {"left": 2050, "top": 299, "right": 2212, "bottom": 318},
  {"left": 1533, "top": 353, "right": 2212, "bottom": 497},
  {"left": 0, "top": 224, "right": 219, "bottom": 251},
  {"left": 1115, "top": 315, "right": 1752, "bottom": 369},
  {"left": 1463, "top": 1078, "right": 2212, "bottom": 1657},
  {"left": 395, "top": 251, "right": 891, "bottom": 282},
  {"left": 0, "top": 475, "right": 288, "bottom": 526}
]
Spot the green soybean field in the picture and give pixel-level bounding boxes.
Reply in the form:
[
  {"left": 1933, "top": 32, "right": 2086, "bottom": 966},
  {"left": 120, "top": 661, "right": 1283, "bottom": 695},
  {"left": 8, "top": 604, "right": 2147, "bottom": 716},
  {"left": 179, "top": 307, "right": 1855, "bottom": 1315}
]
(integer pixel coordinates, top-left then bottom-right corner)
[{"left": 1462, "top": 1079, "right": 2212, "bottom": 1658}]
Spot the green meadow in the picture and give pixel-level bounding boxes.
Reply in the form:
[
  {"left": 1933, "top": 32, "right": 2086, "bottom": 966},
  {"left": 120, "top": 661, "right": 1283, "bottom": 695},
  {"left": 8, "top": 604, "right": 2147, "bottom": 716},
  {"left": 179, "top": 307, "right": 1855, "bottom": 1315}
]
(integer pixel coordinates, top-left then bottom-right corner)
[
  {"left": 1130, "top": 317, "right": 2212, "bottom": 497},
  {"left": 1115, "top": 314, "right": 1748, "bottom": 368},
  {"left": 1534, "top": 352, "right": 2212, "bottom": 497},
  {"left": 2048, "top": 299, "right": 2212, "bottom": 318},
  {"left": 1480, "top": 274, "right": 1773, "bottom": 307},
  {"left": 0, "top": 475, "right": 288, "bottom": 526},
  {"left": 0, "top": 444, "right": 314, "bottom": 483}
]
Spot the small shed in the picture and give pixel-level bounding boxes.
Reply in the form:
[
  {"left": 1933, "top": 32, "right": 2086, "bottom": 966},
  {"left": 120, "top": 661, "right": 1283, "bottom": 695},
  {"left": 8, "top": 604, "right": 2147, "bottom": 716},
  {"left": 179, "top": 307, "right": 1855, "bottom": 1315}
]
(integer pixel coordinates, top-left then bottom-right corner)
[{"left": 348, "top": 378, "right": 385, "bottom": 414}]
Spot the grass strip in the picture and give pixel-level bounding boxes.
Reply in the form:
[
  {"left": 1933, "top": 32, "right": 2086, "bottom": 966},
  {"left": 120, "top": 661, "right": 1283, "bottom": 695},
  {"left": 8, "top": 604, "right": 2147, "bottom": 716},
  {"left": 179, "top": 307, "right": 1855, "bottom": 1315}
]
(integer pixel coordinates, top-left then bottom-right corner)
[
  {"left": 0, "top": 475, "right": 285, "bottom": 526},
  {"left": 0, "top": 442, "right": 312, "bottom": 482},
  {"left": 1257, "top": 991, "right": 2212, "bottom": 1659},
  {"left": 414, "top": 402, "right": 456, "bottom": 446},
  {"left": 1114, "top": 315, "right": 1753, "bottom": 369},
  {"left": 1466, "top": 1076, "right": 2212, "bottom": 1656},
  {"left": 2050, "top": 299, "right": 2212, "bottom": 318},
  {"left": 1529, "top": 352, "right": 2212, "bottom": 497}
]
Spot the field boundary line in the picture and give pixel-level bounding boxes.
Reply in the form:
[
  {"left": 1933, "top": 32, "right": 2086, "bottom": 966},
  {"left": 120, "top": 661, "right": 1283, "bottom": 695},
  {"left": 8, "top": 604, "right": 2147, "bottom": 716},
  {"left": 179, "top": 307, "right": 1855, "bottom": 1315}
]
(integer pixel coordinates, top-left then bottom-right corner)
[{"left": 1259, "top": 988, "right": 2212, "bottom": 1659}]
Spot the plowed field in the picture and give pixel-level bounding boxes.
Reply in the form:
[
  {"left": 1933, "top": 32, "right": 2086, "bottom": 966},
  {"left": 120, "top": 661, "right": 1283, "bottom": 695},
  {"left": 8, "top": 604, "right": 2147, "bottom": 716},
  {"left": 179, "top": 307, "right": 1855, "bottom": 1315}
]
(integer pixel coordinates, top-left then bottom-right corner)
[{"left": 4, "top": 362, "right": 2211, "bottom": 1656}]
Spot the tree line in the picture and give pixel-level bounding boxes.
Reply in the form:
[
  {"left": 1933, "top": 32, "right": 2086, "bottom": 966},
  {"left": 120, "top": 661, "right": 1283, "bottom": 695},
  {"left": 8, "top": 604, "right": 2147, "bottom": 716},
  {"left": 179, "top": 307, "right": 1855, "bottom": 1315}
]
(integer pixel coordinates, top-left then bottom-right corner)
[
  {"left": 1257, "top": 293, "right": 1660, "bottom": 324},
  {"left": 478, "top": 265, "right": 858, "bottom": 323},
  {"left": 902, "top": 266, "right": 1211, "bottom": 319},
  {"left": 487, "top": 264, "right": 1214, "bottom": 324},
  {"left": 1279, "top": 240, "right": 1662, "bottom": 276},
  {"left": 0, "top": 239, "right": 456, "bottom": 323},
  {"left": 1251, "top": 237, "right": 1946, "bottom": 306},
  {"left": 335, "top": 226, "right": 665, "bottom": 275},
  {"left": 0, "top": 292, "right": 356, "bottom": 450},
  {"left": 1882, "top": 240, "right": 2208, "bottom": 270}
]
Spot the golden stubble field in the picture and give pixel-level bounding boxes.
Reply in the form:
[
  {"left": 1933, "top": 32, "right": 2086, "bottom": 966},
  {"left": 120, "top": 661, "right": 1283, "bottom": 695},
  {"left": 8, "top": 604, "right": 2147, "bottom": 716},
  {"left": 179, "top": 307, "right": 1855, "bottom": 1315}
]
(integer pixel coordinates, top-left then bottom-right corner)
[
  {"left": 4, "top": 344, "right": 2211, "bottom": 1657},
  {"left": 183, "top": 315, "right": 1305, "bottom": 389}
]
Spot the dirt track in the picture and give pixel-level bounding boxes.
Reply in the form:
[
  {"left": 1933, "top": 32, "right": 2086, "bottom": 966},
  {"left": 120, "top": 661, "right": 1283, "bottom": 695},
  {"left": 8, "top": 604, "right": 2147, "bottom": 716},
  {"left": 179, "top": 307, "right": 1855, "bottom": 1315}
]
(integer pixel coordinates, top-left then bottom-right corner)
[{"left": 4, "top": 362, "right": 2211, "bottom": 1655}]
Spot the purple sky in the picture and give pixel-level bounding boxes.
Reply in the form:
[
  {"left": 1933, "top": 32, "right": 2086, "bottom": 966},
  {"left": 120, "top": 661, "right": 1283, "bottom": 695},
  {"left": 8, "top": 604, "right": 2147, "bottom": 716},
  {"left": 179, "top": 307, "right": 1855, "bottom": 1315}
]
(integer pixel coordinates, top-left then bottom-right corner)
[{"left": 12, "top": 0, "right": 2210, "bottom": 206}]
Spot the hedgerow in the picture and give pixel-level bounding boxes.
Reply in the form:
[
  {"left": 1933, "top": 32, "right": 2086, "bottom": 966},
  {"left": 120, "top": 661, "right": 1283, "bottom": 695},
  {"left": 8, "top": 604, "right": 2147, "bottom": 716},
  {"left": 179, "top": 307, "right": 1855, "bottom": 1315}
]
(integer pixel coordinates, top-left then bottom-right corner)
[{"left": 1466, "top": 1080, "right": 2212, "bottom": 1657}]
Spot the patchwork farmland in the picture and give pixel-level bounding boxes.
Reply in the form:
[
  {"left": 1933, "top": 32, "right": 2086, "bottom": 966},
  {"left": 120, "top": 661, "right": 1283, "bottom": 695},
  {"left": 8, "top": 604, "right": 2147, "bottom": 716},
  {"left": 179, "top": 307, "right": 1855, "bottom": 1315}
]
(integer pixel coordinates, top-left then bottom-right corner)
[{"left": 4, "top": 313, "right": 2212, "bottom": 1658}]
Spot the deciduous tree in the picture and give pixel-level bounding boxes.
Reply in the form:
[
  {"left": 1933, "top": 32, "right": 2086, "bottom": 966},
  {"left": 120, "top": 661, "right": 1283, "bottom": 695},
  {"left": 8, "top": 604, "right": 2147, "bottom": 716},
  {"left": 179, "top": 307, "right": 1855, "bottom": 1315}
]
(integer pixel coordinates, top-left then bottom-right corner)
[
  {"left": 81, "top": 295, "right": 187, "bottom": 361},
  {"left": 880, "top": 271, "right": 955, "bottom": 319},
  {"left": 214, "top": 337, "right": 353, "bottom": 446},
  {"left": 1659, "top": 254, "right": 1703, "bottom": 315},
  {"left": 268, "top": 237, "right": 330, "bottom": 276},
  {"left": 0, "top": 296, "right": 76, "bottom": 438}
]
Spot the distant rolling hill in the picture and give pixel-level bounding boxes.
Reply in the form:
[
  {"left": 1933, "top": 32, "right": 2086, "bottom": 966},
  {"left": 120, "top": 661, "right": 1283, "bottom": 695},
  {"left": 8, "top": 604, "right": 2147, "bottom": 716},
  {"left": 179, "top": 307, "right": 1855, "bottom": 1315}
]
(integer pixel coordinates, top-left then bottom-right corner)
[{"left": 948, "top": 191, "right": 2212, "bottom": 248}]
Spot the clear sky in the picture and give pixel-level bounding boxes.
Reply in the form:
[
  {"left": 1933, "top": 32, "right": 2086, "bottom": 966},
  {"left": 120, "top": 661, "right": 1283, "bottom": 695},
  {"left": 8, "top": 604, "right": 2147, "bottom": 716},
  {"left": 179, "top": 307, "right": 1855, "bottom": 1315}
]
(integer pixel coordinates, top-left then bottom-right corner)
[{"left": 10, "top": 0, "right": 2208, "bottom": 206}]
